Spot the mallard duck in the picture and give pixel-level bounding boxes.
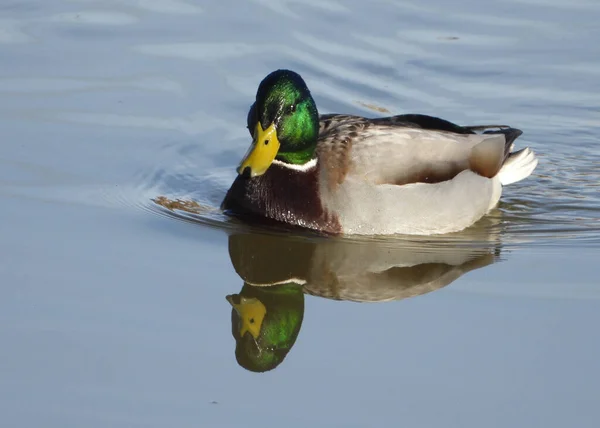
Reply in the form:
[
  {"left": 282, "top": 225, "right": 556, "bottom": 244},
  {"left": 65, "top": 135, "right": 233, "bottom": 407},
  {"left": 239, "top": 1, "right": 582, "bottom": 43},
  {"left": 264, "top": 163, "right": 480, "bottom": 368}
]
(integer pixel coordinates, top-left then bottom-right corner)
[{"left": 221, "top": 69, "right": 538, "bottom": 235}]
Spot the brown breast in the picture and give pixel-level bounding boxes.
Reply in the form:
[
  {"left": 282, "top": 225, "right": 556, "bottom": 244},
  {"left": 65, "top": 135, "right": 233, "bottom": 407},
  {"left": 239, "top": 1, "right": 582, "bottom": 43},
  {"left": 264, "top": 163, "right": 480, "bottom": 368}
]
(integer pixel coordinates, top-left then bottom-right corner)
[{"left": 221, "top": 162, "right": 342, "bottom": 235}]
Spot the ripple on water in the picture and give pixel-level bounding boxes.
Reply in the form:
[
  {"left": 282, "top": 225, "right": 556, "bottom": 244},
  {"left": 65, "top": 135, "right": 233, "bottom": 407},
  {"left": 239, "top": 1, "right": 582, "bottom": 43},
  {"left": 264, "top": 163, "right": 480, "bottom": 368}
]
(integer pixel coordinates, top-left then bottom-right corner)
[
  {"left": 136, "top": 162, "right": 600, "bottom": 250},
  {"left": 3, "top": 0, "right": 598, "bottom": 250}
]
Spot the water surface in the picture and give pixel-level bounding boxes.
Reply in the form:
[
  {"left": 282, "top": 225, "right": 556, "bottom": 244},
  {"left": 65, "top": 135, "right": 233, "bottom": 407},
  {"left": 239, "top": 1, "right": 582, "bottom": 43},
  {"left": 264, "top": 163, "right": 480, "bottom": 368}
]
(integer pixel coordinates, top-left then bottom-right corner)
[{"left": 1, "top": 0, "right": 599, "bottom": 427}]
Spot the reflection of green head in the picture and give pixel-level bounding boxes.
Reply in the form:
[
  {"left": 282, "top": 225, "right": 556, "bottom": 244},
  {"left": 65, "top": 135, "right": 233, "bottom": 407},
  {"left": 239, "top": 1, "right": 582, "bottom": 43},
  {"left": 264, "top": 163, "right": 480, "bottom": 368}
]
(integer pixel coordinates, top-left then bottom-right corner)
[{"left": 226, "top": 283, "right": 304, "bottom": 373}]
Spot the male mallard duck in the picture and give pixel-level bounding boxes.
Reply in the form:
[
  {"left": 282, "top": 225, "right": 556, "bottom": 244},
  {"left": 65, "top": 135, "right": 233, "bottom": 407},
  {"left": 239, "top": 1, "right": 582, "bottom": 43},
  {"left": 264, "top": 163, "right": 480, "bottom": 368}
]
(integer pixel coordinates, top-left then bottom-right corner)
[{"left": 221, "top": 69, "right": 538, "bottom": 235}]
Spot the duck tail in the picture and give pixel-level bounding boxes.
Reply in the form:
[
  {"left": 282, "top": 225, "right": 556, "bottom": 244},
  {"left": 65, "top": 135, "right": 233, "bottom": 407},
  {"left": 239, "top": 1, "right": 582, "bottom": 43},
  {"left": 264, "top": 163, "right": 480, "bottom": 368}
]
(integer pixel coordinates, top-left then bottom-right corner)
[
  {"left": 468, "top": 126, "right": 538, "bottom": 185},
  {"left": 498, "top": 147, "right": 538, "bottom": 185}
]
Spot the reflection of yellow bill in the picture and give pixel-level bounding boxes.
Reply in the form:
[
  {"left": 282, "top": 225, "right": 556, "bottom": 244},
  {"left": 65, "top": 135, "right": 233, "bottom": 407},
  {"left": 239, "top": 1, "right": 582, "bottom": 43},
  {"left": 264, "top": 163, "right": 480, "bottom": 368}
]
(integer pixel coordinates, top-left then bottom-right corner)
[
  {"left": 227, "top": 296, "right": 267, "bottom": 339},
  {"left": 237, "top": 122, "right": 280, "bottom": 177}
]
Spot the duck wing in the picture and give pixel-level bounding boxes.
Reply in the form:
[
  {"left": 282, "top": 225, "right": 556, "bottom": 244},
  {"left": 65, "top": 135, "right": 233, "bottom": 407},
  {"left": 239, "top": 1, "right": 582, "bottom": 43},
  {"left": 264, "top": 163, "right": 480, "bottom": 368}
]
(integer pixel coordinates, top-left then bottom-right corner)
[{"left": 316, "top": 114, "right": 523, "bottom": 187}]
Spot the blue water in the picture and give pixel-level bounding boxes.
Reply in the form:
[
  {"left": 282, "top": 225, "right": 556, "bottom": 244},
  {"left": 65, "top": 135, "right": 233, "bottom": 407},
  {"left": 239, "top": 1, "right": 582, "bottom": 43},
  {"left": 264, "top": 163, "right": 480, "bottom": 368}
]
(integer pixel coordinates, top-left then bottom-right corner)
[{"left": 1, "top": 1, "right": 599, "bottom": 427}]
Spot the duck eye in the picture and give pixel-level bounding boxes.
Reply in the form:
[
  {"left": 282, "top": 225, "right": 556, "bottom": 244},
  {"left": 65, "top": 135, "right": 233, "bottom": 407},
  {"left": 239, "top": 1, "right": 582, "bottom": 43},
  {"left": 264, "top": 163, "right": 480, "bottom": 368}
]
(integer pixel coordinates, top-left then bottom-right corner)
[{"left": 288, "top": 104, "right": 296, "bottom": 114}]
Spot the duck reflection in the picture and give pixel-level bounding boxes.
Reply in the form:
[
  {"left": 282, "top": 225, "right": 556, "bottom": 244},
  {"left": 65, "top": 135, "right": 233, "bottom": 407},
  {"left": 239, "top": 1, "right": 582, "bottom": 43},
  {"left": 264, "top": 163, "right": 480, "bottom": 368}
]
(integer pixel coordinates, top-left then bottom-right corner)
[
  {"left": 226, "top": 283, "right": 304, "bottom": 373},
  {"left": 151, "top": 195, "right": 504, "bottom": 371},
  {"left": 226, "top": 227, "right": 501, "bottom": 372}
]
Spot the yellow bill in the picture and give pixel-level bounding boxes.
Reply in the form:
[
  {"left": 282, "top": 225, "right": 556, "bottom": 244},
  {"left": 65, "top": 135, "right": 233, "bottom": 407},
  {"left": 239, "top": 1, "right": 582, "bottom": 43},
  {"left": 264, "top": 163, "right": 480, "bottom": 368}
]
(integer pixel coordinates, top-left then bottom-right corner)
[
  {"left": 237, "top": 122, "right": 280, "bottom": 177},
  {"left": 227, "top": 296, "right": 267, "bottom": 340}
]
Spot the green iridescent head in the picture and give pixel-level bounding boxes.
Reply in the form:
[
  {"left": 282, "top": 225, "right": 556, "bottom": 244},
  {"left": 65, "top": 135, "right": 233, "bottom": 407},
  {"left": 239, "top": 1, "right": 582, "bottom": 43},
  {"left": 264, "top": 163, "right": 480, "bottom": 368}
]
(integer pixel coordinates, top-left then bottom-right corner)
[
  {"left": 237, "top": 69, "right": 319, "bottom": 177},
  {"left": 226, "top": 283, "right": 305, "bottom": 373}
]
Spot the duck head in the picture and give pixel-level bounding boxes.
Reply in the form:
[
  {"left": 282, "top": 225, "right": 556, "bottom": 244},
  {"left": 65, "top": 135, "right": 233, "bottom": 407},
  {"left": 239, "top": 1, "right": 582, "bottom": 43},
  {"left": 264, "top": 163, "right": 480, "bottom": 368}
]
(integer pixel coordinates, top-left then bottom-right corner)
[
  {"left": 237, "top": 69, "right": 320, "bottom": 177},
  {"left": 226, "top": 283, "right": 305, "bottom": 372}
]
